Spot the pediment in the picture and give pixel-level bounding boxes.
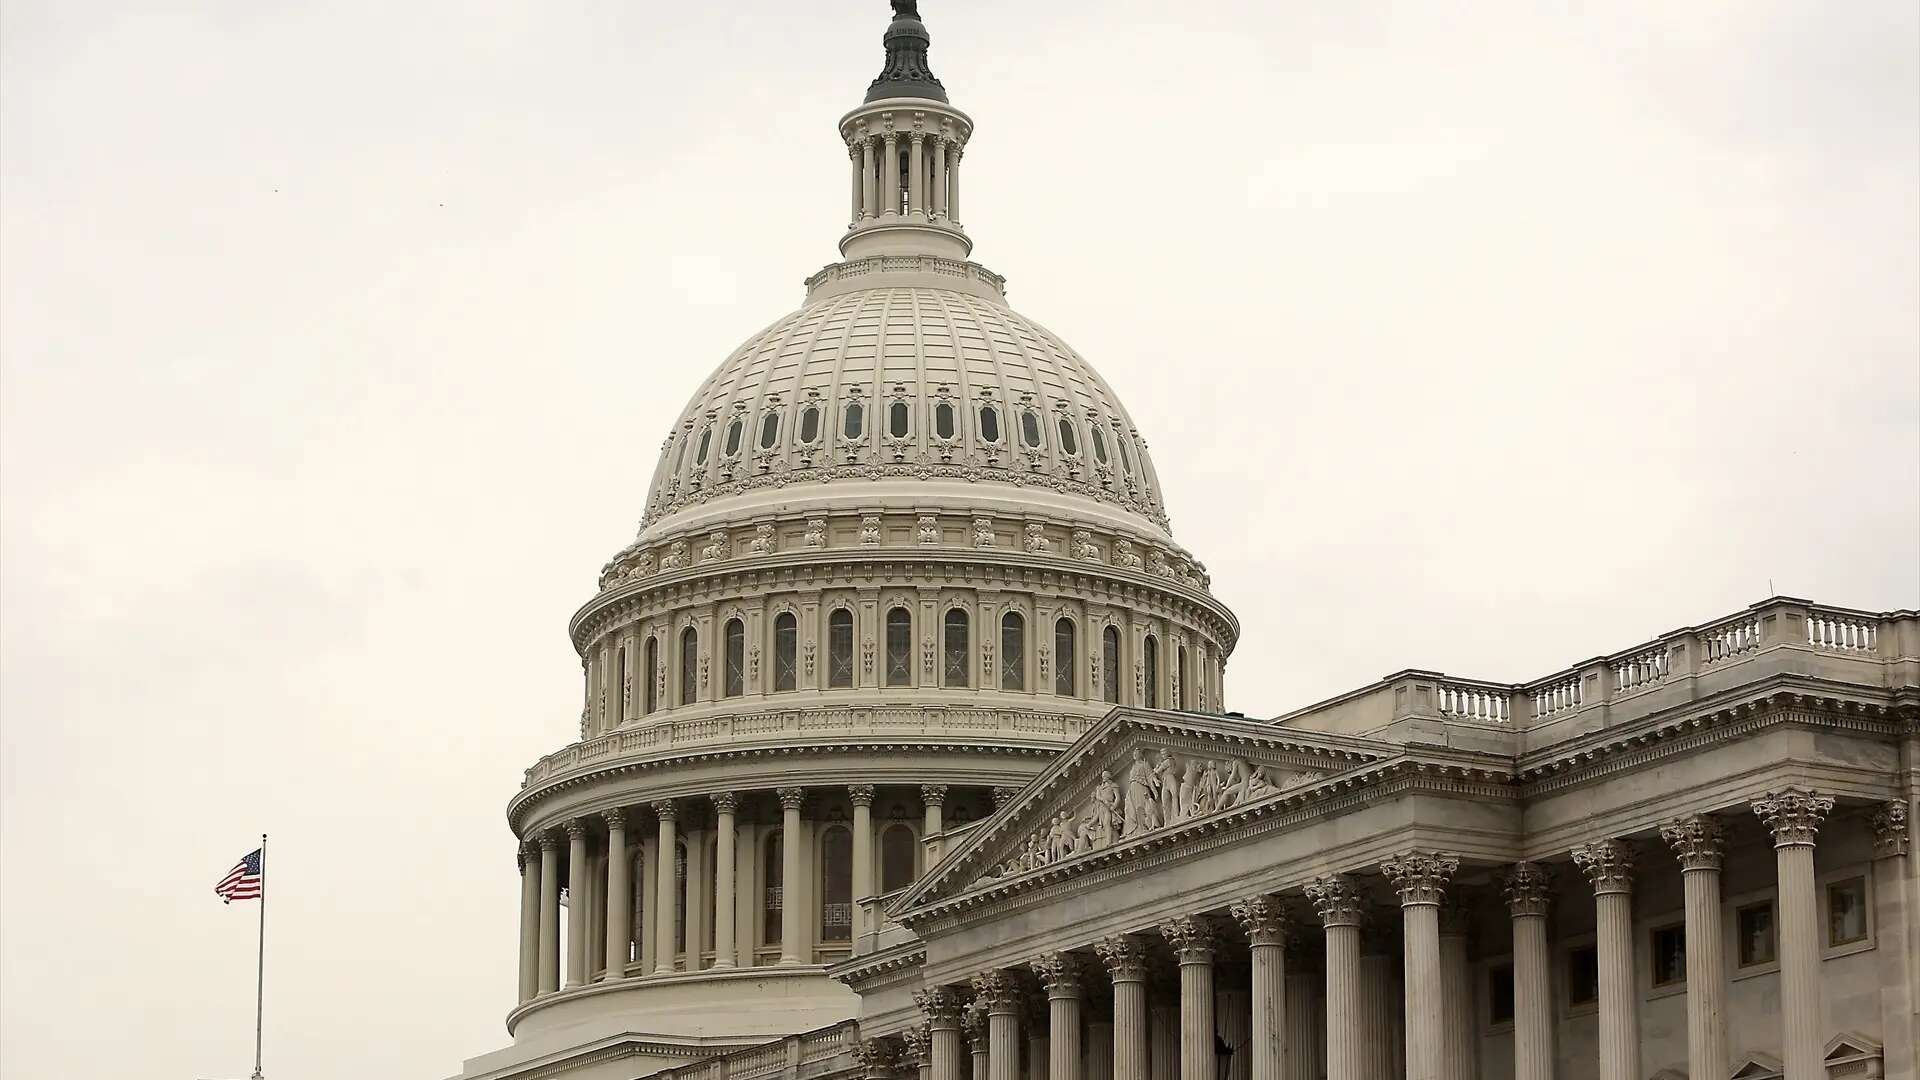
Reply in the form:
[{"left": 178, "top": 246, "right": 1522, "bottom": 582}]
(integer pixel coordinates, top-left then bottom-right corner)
[
  {"left": 894, "top": 709, "right": 1390, "bottom": 912},
  {"left": 1825, "top": 1031, "right": 1881, "bottom": 1072},
  {"left": 1729, "top": 1053, "right": 1782, "bottom": 1079}
]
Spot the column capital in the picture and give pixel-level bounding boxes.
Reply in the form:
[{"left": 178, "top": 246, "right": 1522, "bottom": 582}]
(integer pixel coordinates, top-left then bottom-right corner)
[
  {"left": 849, "top": 784, "right": 877, "bottom": 807},
  {"left": 991, "top": 785, "right": 1021, "bottom": 810},
  {"left": 970, "top": 968, "right": 1023, "bottom": 1014},
  {"left": 1305, "top": 873, "right": 1366, "bottom": 928},
  {"left": 1751, "top": 786, "right": 1834, "bottom": 847},
  {"left": 851, "top": 1036, "right": 902, "bottom": 1080},
  {"left": 1158, "top": 914, "right": 1218, "bottom": 963},
  {"left": 1381, "top": 850, "right": 1459, "bottom": 907},
  {"left": 1501, "top": 861, "right": 1553, "bottom": 917},
  {"left": 538, "top": 830, "right": 565, "bottom": 851},
  {"left": 517, "top": 842, "right": 534, "bottom": 873},
  {"left": 1659, "top": 814, "right": 1726, "bottom": 871},
  {"left": 961, "top": 1002, "right": 990, "bottom": 1050},
  {"left": 1229, "top": 894, "right": 1291, "bottom": 946},
  {"left": 914, "top": 984, "right": 969, "bottom": 1026},
  {"left": 1571, "top": 838, "right": 1635, "bottom": 895},
  {"left": 711, "top": 791, "right": 740, "bottom": 815},
  {"left": 1030, "top": 951, "right": 1086, "bottom": 998},
  {"left": 848, "top": 141, "right": 864, "bottom": 161},
  {"left": 1872, "top": 799, "right": 1910, "bottom": 858},
  {"left": 900, "top": 1024, "right": 931, "bottom": 1067},
  {"left": 562, "top": 817, "right": 592, "bottom": 841},
  {"left": 908, "top": 130, "right": 925, "bottom": 146},
  {"left": 777, "top": 786, "right": 808, "bottom": 811},
  {"left": 602, "top": 806, "right": 628, "bottom": 830},
  {"left": 920, "top": 783, "right": 948, "bottom": 807},
  {"left": 1094, "top": 934, "right": 1152, "bottom": 982},
  {"left": 651, "top": 799, "right": 678, "bottom": 822}
]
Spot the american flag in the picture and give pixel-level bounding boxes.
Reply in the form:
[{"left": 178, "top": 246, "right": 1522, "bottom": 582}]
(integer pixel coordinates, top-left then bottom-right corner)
[{"left": 215, "top": 848, "right": 264, "bottom": 903}]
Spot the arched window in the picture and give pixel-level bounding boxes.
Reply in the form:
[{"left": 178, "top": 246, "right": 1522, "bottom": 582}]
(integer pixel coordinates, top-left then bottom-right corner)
[
  {"left": 763, "top": 830, "right": 783, "bottom": 946},
  {"left": 1054, "top": 617, "right": 1076, "bottom": 696},
  {"left": 885, "top": 607, "right": 912, "bottom": 687},
  {"left": 1089, "top": 424, "right": 1109, "bottom": 465},
  {"left": 828, "top": 608, "right": 855, "bottom": 689},
  {"left": 820, "top": 825, "right": 853, "bottom": 943},
  {"left": 1020, "top": 410, "right": 1043, "bottom": 448},
  {"left": 934, "top": 402, "right": 956, "bottom": 439},
  {"left": 1102, "top": 626, "right": 1121, "bottom": 703},
  {"left": 943, "top": 608, "right": 970, "bottom": 687},
  {"left": 724, "top": 417, "right": 744, "bottom": 457},
  {"left": 679, "top": 627, "right": 699, "bottom": 706},
  {"left": 843, "top": 402, "right": 865, "bottom": 440},
  {"left": 644, "top": 636, "right": 659, "bottom": 714},
  {"left": 694, "top": 427, "right": 712, "bottom": 467},
  {"left": 772, "top": 612, "right": 797, "bottom": 692},
  {"left": 880, "top": 823, "right": 917, "bottom": 892},
  {"left": 1056, "top": 416, "right": 1079, "bottom": 456},
  {"left": 799, "top": 405, "right": 822, "bottom": 445},
  {"left": 1000, "top": 611, "right": 1025, "bottom": 691},
  {"left": 978, "top": 405, "right": 1001, "bottom": 444},
  {"left": 888, "top": 400, "right": 910, "bottom": 438},
  {"left": 674, "top": 840, "right": 689, "bottom": 954},
  {"left": 616, "top": 645, "right": 629, "bottom": 724},
  {"left": 724, "top": 618, "right": 745, "bottom": 697},
  {"left": 1178, "top": 645, "right": 1191, "bottom": 710},
  {"left": 627, "top": 847, "right": 644, "bottom": 967},
  {"left": 1143, "top": 634, "right": 1159, "bottom": 707},
  {"left": 758, "top": 411, "right": 780, "bottom": 450}
]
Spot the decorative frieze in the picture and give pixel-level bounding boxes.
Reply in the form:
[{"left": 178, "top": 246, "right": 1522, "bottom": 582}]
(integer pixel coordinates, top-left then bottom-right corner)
[
  {"left": 1571, "top": 838, "right": 1635, "bottom": 895},
  {"left": 1751, "top": 787, "right": 1834, "bottom": 848},
  {"left": 1381, "top": 851, "right": 1459, "bottom": 907},
  {"left": 1659, "top": 814, "right": 1726, "bottom": 871}
]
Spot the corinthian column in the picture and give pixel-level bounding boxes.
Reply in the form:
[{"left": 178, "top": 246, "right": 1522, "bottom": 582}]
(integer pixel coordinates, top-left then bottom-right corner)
[
  {"left": 1502, "top": 863, "right": 1554, "bottom": 1080},
  {"left": 917, "top": 986, "right": 967, "bottom": 1080},
  {"left": 851, "top": 785, "right": 875, "bottom": 941},
  {"left": 1872, "top": 801, "right": 1917, "bottom": 1080},
  {"left": 711, "top": 792, "right": 737, "bottom": 968},
  {"left": 1035, "top": 953, "right": 1086, "bottom": 1080},
  {"left": 903, "top": 1025, "right": 933, "bottom": 1080},
  {"left": 603, "top": 808, "right": 631, "bottom": 981},
  {"left": 1097, "top": 935, "right": 1152, "bottom": 1080},
  {"left": 564, "top": 818, "right": 590, "bottom": 987},
  {"left": 517, "top": 843, "right": 540, "bottom": 1002},
  {"left": 1306, "top": 876, "right": 1365, "bottom": 1080},
  {"left": 537, "top": 833, "right": 561, "bottom": 994},
  {"left": 1752, "top": 787, "right": 1835, "bottom": 1080},
  {"left": 1438, "top": 903, "right": 1474, "bottom": 1080},
  {"left": 881, "top": 131, "right": 900, "bottom": 216},
  {"left": 1230, "top": 896, "right": 1288, "bottom": 1080},
  {"left": 972, "top": 971, "right": 1022, "bottom": 1080},
  {"left": 1160, "top": 917, "right": 1217, "bottom": 1080},
  {"left": 778, "top": 786, "right": 806, "bottom": 964},
  {"left": 908, "top": 132, "right": 927, "bottom": 218},
  {"left": 964, "top": 1004, "right": 991, "bottom": 1080},
  {"left": 855, "top": 1036, "right": 903, "bottom": 1080},
  {"left": 1660, "top": 814, "right": 1728, "bottom": 1080},
  {"left": 1572, "top": 839, "right": 1637, "bottom": 1080},
  {"left": 653, "top": 800, "right": 679, "bottom": 974},
  {"left": 1383, "top": 852, "right": 1457, "bottom": 1080},
  {"left": 922, "top": 785, "right": 948, "bottom": 863}
]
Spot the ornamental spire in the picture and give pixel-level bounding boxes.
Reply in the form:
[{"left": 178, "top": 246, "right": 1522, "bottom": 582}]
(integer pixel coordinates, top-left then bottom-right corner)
[{"left": 866, "top": 1, "right": 947, "bottom": 103}]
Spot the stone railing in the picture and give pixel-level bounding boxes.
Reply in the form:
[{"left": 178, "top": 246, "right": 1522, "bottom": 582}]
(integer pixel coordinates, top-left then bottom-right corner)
[
  {"left": 633, "top": 1021, "right": 861, "bottom": 1080},
  {"left": 1274, "top": 598, "right": 1915, "bottom": 746},
  {"left": 804, "top": 253, "right": 1006, "bottom": 300}
]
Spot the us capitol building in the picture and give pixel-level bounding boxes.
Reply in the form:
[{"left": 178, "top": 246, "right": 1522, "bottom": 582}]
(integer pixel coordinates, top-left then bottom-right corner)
[{"left": 450, "top": 6, "right": 1919, "bottom": 1080}]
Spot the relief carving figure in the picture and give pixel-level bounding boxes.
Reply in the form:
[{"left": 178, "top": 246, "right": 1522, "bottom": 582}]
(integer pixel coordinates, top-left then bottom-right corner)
[
  {"left": 1023, "top": 523, "right": 1051, "bottom": 554},
  {"left": 1071, "top": 529, "right": 1101, "bottom": 561},
  {"left": 1123, "top": 748, "right": 1162, "bottom": 836},
  {"left": 747, "top": 524, "right": 776, "bottom": 555},
  {"left": 660, "top": 540, "right": 690, "bottom": 571},
  {"left": 1113, "top": 538, "right": 1143, "bottom": 569},
  {"left": 1046, "top": 811, "right": 1073, "bottom": 862},
  {"left": 917, "top": 515, "right": 940, "bottom": 545},
  {"left": 1153, "top": 750, "right": 1181, "bottom": 825},
  {"left": 859, "top": 515, "right": 883, "bottom": 546},
  {"left": 805, "top": 518, "right": 829, "bottom": 548},
  {"left": 1087, "top": 770, "right": 1121, "bottom": 848},
  {"left": 626, "top": 550, "right": 656, "bottom": 580},
  {"left": 701, "top": 530, "right": 729, "bottom": 562},
  {"left": 972, "top": 518, "right": 995, "bottom": 548}
]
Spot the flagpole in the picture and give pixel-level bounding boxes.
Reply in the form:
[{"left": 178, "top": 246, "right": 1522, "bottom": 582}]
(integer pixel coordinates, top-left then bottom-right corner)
[{"left": 253, "top": 832, "right": 267, "bottom": 1080}]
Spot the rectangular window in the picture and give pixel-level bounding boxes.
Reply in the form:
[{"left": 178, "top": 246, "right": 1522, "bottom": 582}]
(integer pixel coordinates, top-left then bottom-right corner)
[
  {"left": 1736, "top": 900, "right": 1776, "bottom": 967},
  {"left": 1487, "top": 962, "right": 1515, "bottom": 1025},
  {"left": 1650, "top": 924, "right": 1686, "bottom": 987},
  {"left": 1567, "top": 944, "right": 1599, "bottom": 1007},
  {"left": 1828, "top": 876, "right": 1868, "bottom": 946}
]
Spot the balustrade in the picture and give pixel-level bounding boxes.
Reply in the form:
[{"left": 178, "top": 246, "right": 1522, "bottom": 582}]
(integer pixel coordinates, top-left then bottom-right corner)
[
  {"left": 1434, "top": 683, "right": 1510, "bottom": 723},
  {"left": 1699, "top": 616, "right": 1760, "bottom": 664},
  {"left": 1807, "top": 611, "right": 1877, "bottom": 652},
  {"left": 1610, "top": 645, "right": 1669, "bottom": 694}
]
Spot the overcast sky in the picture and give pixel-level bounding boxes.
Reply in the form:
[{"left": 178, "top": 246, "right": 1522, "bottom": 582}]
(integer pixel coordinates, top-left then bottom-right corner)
[{"left": 2, "top": 2, "right": 1915, "bottom": 1077}]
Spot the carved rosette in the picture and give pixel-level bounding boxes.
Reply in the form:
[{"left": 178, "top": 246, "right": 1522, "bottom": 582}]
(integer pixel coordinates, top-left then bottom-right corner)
[
  {"left": 914, "top": 985, "right": 967, "bottom": 1027},
  {"left": 851, "top": 1037, "right": 902, "bottom": 1080},
  {"left": 1380, "top": 851, "right": 1459, "bottom": 907},
  {"left": 1502, "top": 862, "right": 1552, "bottom": 917},
  {"left": 849, "top": 784, "right": 877, "bottom": 808},
  {"left": 711, "top": 791, "right": 739, "bottom": 815},
  {"left": 1031, "top": 951, "right": 1086, "bottom": 999},
  {"left": 1230, "top": 894, "right": 1290, "bottom": 947},
  {"left": 970, "top": 968, "right": 1023, "bottom": 1015},
  {"left": 1572, "top": 839, "right": 1635, "bottom": 896},
  {"left": 1659, "top": 814, "right": 1726, "bottom": 872},
  {"left": 1751, "top": 787, "right": 1835, "bottom": 848},
  {"left": 1158, "top": 915, "right": 1218, "bottom": 964},
  {"left": 1306, "top": 874, "right": 1366, "bottom": 928},
  {"left": 1094, "top": 934, "right": 1152, "bottom": 982},
  {"left": 1873, "top": 800, "right": 1910, "bottom": 859}
]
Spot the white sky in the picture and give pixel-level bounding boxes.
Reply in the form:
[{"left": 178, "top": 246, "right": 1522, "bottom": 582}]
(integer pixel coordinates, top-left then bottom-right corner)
[{"left": 2, "top": 2, "right": 1915, "bottom": 1077}]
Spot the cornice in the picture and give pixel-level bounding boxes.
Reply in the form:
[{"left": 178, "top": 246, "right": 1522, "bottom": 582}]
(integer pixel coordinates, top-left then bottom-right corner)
[{"left": 828, "top": 943, "right": 928, "bottom": 989}]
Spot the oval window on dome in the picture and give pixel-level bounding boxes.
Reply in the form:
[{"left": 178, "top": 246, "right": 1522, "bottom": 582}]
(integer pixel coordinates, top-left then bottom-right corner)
[
  {"left": 1115, "top": 429, "right": 1133, "bottom": 474},
  {"left": 978, "top": 405, "right": 1001, "bottom": 444},
  {"left": 1020, "top": 410, "right": 1043, "bottom": 448},
  {"left": 724, "top": 418, "right": 744, "bottom": 457},
  {"left": 843, "top": 402, "right": 864, "bottom": 440},
  {"left": 1089, "top": 424, "right": 1108, "bottom": 464},
  {"left": 758, "top": 412, "right": 780, "bottom": 450},
  {"left": 694, "top": 427, "right": 712, "bottom": 466},
  {"left": 889, "top": 401, "right": 910, "bottom": 438},
  {"left": 1057, "top": 416, "right": 1079, "bottom": 456},
  {"left": 934, "top": 402, "right": 955, "bottom": 439},
  {"left": 799, "top": 406, "right": 821, "bottom": 444}
]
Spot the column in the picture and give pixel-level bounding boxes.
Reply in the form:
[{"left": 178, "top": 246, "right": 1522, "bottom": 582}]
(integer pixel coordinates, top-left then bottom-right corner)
[
  {"left": 517, "top": 843, "right": 540, "bottom": 1002},
  {"left": 1028, "top": 995, "right": 1052, "bottom": 1080},
  {"left": 1215, "top": 988, "right": 1249, "bottom": 1080},
  {"left": 947, "top": 144, "right": 962, "bottom": 226},
  {"left": 856, "top": 1037, "right": 902, "bottom": 1080},
  {"left": 1572, "top": 838, "right": 1638, "bottom": 1080},
  {"left": 918, "top": 987, "right": 967, "bottom": 1080},
  {"left": 1661, "top": 815, "right": 1728, "bottom": 1080},
  {"left": 908, "top": 133, "right": 926, "bottom": 218},
  {"left": 974, "top": 970, "right": 1022, "bottom": 1080},
  {"left": 923, "top": 784, "right": 948, "bottom": 863},
  {"left": 1383, "top": 852, "right": 1456, "bottom": 1080},
  {"left": 1231, "top": 896, "right": 1288, "bottom": 1080},
  {"left": 1872, "top": 801, "right": 1916, "bottom": 1080},
  {"left": 861, "top": 138, "right": 878, "bottom": 220},
  {"left": 1502, "top": 863, "right": 1554, "bottom": 1080},
  {"left": 1358, "top": 933, "right": 1397, "bottom": 1080},
  {"left": 848, "top": 141, "right": 864, "bottom": 226},
  {"left": 778, "top": 786, "right": 806, "bottom": 963},
  {"left": 882, "top": 132, "right": 900, "bottom": 216},
  {"left": 1752, "top": 787, "right": 1835, "bottom": 1080},
  {"left": 852, "top": 785, "right": 875, "bottom": 941},
  {"left": 1439, "top": 904, "right": 1475, "bottom": 1080},
  {"left": 966, "top": 1004, "right": 991, "bottom": 1080},
  {"left": 1035, "top": 953, "right": 1085, "bottom": 1080},
  {"left": 712, "top": 793, "right": 738, "bottom": 968},
  {"left": 1281, "top": 948, "right": 1321, "bottom": 1080},
  {"left": 565, "top": 818, "right": 590, "bottom": 987},
  {"left": 933, "top": 138, "right": 949, "bottom": 219},
  {"left": 538, "top": 833, "right": 562, "bottom": 994},
  {"left": 603, "top": 809, "right": 631, "bottom": 981},
  {"left": 1306, "top": 875, "right": 1364, "bottom": 1080},
  {"left": 1149, "top": 983, "right": 1177, "bottom": 1080},
  {"left": 1087, "top": 1011, "right": 1115, "bottom": 1080},
  {"left": 1097, "top": 936, "right": 1151, "bottom": 1080},
  {"left": 1160, "top": 916, "right": 1217, "bottom": 1080},
  {"left": 904, "top": 1026, "right": 934, "bottom": 1080},
  {"left": 651, "top": 801, "right": 679, "bottom": 974}
]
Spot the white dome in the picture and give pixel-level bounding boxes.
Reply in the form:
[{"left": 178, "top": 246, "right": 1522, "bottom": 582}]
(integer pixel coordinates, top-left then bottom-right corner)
[{"left": 639, "top": 276, "right": 1171, "bottom": 542}]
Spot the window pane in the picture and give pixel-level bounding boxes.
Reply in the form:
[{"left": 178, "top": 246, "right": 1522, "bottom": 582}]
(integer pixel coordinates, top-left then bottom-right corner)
[
  {"left": 1102, "top": 627, "right": 1120, "bottom": 703},
  {"left": 680, "top": 628, "right": 698, "bottom": 705},
  {"left": 774, "top": 613, "right": 797, "bottom": 692},
  {"left": 644, "top": 637, "right": 659, "bottom": 714},
  {"left": 759, "top": 412, "right": 779, "bottom": 449},
  {"left": 979, "top": 405, "right": 1000, "bottom": 443},
  {"left": 1089, "top": 424, "right": 1108, "bottom": 463},
  {"left": 1020, "top": 410, "right": 1042, "bottom": 447},
  {"left": 763, "top": 830, "right": 783, "bottom": 946},
  {"left": 799, "top": 406, "right": 821, "bottom": 444},
  {"left": 1651, "top": 925, "right": 1685, "bottom": 986},
  {"left": 1000, "top": 612, "right": 1025, "bottom": 691},
  {"left": 1054, "top": 618, "right": 1075, "bottom": 696},
  {"left": 1178, "top": 646, "right": 1191, "bottom": 710},
  {"left": 944, "top": 609, "right": 969, "bottom": 687},
  {"left": 935, "top": 403, "right": 955, "bottom": 439},
  {"left": 695, "top": 428, "right": 712, "bottom": 466},
  {"left": 616, "top": 646, "right": 629, "bottom": 724},
  {"left": 724, "top": 419, "right": 743, "bottom": 456},
  {"left": 1057, "top": 417, "right": 1078, "bottom": 455},
  {"left": 1488, "top": 963, "right": 1515, "bottom": 1025},
  {"left": 886, "top": 608, "right": 912, "bottom": 687},
  {"left": 1143, "top": 635, "right": 1158, "bottom": 707},
  {"left": 844, "top": 403, "right": 864, "bottom": 439},
  {"left": 1116, "top": 432, "right": 1132, "bottom": 474},
  {"left": 880, "top": 824, "right": 916, "bottom": 892},
  {"left": 820, "top": 827, "right": 853, "bottom": 942},
  {"left": 829, "top": 610, "right": 855, "bottom": 688},
  {"left": 724, "top": 619, "right": 745, "bottom": 697},
  {"left": 674, "top": 841, "right": 688, "bottom": 952},
  {"left": 889, "top": 401, "right": 910, "bottom": 438},
  {"left": 1737, "top": 902, "right": 1775, "bottom": 966},
  {"left": 1829, "top": 877, "right": 1868, "bottom": 945},
  {"left": 1567, "top": 945, "right": 1599, "bottom": 1006}
]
